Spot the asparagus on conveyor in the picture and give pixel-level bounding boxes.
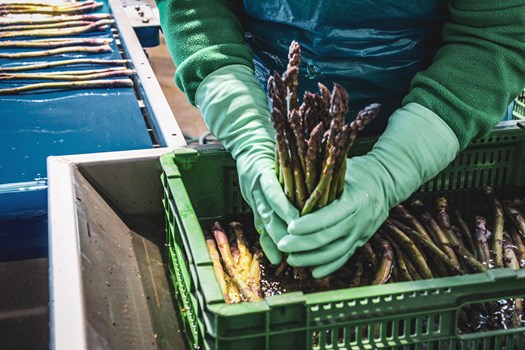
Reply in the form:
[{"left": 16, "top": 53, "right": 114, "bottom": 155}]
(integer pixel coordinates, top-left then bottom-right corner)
[
  {"left": 0, "top": 59, "right": 130, "bottom": 72},
  {"left": 0, "top": 78, "right": 134, "bottom": 95},
  {"left": 0, "top": 38, "right": 112, "bottom": 49}
]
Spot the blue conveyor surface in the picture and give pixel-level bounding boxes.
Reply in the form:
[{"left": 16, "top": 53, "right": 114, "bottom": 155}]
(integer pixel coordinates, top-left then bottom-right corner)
[{"left": 0, "top": 4, "right": 153, "bottom": 258}]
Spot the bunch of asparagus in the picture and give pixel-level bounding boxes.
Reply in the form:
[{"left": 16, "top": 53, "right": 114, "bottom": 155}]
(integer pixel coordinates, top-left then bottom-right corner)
[
  {"left": 205, "top": 222, "right": 263, "bottom": 304},
  {"left": 0, "top": 2, "right": 134, "bottom": 94},
  {"left": 326, "top": 187, "right": 525, "bottom": 331},
  {"left": 267, "top": 41, "right": 381, "bottom": 214}
]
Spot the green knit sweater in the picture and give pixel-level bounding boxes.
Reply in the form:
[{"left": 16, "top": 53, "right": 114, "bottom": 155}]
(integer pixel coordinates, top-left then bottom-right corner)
[{"left": 155, "top": 0, "right": 525, "bottom": 149}]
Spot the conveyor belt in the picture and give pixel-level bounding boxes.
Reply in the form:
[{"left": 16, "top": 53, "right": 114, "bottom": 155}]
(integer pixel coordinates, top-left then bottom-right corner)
[{"left": 0, "top": 0, "right": 161, "bottom": 259}]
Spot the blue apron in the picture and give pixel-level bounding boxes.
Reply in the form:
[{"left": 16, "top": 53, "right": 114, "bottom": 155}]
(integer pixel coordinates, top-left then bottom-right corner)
[{"left": 242, "top": 0, "right": 448, "bottom": 133}]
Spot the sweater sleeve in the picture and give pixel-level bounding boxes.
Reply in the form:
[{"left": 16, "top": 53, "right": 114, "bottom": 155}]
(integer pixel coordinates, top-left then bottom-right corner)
[
  {"left": 155, "top": 0, "right": 253, "bottom": 105},
  {"left": 403, "top": 0, "right": 525, "bottom": 149}
]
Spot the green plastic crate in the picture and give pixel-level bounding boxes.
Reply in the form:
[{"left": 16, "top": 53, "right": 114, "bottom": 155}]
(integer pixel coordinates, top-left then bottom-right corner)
[
  {"left": 513, "top": 90, "right": 525, "bottom": 120},
  {"left": 161, "top": 122, "right": 525, "bottom": 350}
]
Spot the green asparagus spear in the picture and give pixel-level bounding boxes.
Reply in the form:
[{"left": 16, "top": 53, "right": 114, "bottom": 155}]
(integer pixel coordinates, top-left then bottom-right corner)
[
  {"left": 485, "top": 187, "right": 505, "bottom": 268},
  {"left": 382, "top": 220, "right": 433, "bottom": 279},
  {"left": 370, "top": 235, "right": 394, "bottom": 285}
]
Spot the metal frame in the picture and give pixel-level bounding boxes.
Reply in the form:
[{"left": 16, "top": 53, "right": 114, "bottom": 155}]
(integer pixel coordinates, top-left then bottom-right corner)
[{"left": 109, "top": 0, "right": 186, "bottom": 148}]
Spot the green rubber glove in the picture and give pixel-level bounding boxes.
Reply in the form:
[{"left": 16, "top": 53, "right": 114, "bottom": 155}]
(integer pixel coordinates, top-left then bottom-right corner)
[
  {"left": 195, "top": 64, "right": 299, "bottom": 264},
  {"left": 278, "top": 103, "right": 460, "bottom": 278}
]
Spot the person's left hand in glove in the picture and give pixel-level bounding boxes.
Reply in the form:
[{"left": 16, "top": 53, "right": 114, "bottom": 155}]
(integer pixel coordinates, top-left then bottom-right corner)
[
  {"left": 277, "top": 103, "right": 459, "bottom": 278},
  {"left": 196, "top": 64, "right": 299, "bottom": 264}
]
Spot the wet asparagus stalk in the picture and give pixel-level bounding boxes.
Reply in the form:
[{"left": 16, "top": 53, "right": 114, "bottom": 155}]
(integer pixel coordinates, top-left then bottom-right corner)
[
  {"left": 402, "top": 250, "right": 424, "bottom": 281},
  {"left": 387, "top": 237, "right": 413, "bottom": 282},
  {"left": 285, "top": 112, "right": 307, "bottom": 210},
  {"left": 0, "top": 19, "right": 113, "bottom": 39},
  {"left": 344, "top": 103, "right": 382, "bottom": 151},
  {"left": 0, "top": 20, "right": 93, "bottom": 31},
  {"left": 205, "top": 235, "right": 229, "bottom": 302},
  {"left": 229, "top": 239, "right": 241, "bottom": 266},
  {"left": 513, "top": 198, "right": 525, "bottom": 214},
  {"left": 0, "top": 78, "right": 133, "bottom": 95},
  {"left": 370, "top": 235, "right": 394, "bottom": 285},
  {"left": 502, "top": 233, "right": 523, "bottom": 327},
  {"left": 317, "top": 84, "right": 333, "bottom": 130},
  {"left": 249, "top": 250, "right": 263, "bottom": 299},
  {"left": 226, "top": 279, "right": 242, "bottom": 304},
  {"left": 412, "top": 199, "right": 461, "bottom": 269},
  {"left": 392, "top": 204, "right": 434, "bottom": 242},
  {"left": 301, "top": 84, "right": 348, "bottom": 211},
  {"left": 301, "top": 134, "right": 341, "bottom": 214},
  {"left": 0, "top": 44, "right": 112, "bottom": 59},
  {"left": 0, "top": 69, "right": 135, "bottom": 82},
  {"left": 332, "top": 103, "right": 381, "bottom": 198},
  {"left": 322, "top": 84, "right": 347, "bottom": 203},
  {"left": 508, "top": 224, "right": 525, "bottom": 266},
  {"left": 304, "top": 122, "right": 324, "bottom": 195},
  {"left": 503, "top": 200, "right": 525, "bottom": 240},
  {"left": 290, "top": 108, "right": 307, "bottom": 178},
  {"left": 435, "top": 197, "right": 470, "bottom": 272},
  {"left": 301, "top": 90, "right": 327, "bottom": 136},
  {"left": 0, "top": 13, "right": 110, "bottom": 26},
  {"left": 0, "top": 0, "right": 99, "bottom": 9},
  {"left": 0, "top": 38, "right": 112, "bottom": 48},
  {"left": 360, "top": 242, "right": 377, "bottom": 267},
  {"left": 0, "top": 67, "right": 132, "bottom": 81},
  {"left": 0, "top": 1, "right": 103, "bottom": 15},
  {"left": 390, "top": 219, "right": 466, "bottom": 274},
  {"left": 474, "top": 216, "right": 492, "bottom": 267},
  {"left": 282, "top": 40, "right": 300, "bottom": 111},
  {"left": 350, "top": 260, "right": 364, "bottom": 287},
  {"left": 0, "top": 58, "right": 129, "bottom": 72},
  {"left": 280, "top": 47, "right": 308, "bottom": 208},
  {"left": 485, "top": 187, "right": 505, "bottom": 268},
  {"left": 230, "top": 222, "right": 253, "bottom": 278},
  {"left": 382, "top": 220, "right": 433, "bottom": 279}
]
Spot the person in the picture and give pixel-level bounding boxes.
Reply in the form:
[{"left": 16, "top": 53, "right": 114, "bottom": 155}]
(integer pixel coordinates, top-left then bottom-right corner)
[{"left": 155, "top": 1, "right": 525, "bottom": 278}]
